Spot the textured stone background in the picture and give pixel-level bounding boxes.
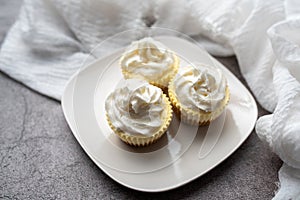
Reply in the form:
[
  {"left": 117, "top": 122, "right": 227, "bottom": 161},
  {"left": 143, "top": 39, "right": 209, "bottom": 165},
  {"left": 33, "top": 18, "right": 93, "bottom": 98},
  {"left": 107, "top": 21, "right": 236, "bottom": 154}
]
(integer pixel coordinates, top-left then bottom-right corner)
[{"left": 0, "top": 1, "right": 282, "bottom": 199}]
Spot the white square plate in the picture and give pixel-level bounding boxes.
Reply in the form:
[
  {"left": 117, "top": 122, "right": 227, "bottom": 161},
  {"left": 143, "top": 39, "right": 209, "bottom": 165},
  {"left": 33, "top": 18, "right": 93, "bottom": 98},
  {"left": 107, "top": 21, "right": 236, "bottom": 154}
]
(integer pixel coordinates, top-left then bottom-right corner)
[{"left": 62, "top": 36, "right": 257, "bottom": 192}]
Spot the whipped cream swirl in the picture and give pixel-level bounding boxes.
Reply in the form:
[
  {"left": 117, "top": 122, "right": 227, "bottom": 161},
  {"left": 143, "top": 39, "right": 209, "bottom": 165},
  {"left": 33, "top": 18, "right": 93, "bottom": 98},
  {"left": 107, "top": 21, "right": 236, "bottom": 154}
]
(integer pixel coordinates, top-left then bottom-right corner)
[
  {"left": 173, "top": 64, "right": 226, "bottom": 112},
  {"left": 105, "top": 79, "right": 166, "bottom": 136},
  {"left": 120, "top": 37, "right": 175, "bottom": 79}
]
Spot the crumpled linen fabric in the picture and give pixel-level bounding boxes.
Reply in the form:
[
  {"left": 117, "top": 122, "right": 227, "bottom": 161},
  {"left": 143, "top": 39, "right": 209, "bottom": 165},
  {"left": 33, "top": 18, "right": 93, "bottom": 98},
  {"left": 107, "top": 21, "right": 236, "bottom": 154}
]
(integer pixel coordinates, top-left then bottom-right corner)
[{"left": 0, "top": 0, "right": 300, "bottom": 199}]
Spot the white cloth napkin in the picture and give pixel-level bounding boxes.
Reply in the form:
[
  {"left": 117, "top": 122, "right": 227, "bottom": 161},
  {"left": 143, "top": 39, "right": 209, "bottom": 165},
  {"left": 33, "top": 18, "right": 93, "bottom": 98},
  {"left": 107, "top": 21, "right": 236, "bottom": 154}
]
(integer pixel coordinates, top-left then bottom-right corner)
[{"left": 1, "top": 0, "right": 300, "bottom": 198}]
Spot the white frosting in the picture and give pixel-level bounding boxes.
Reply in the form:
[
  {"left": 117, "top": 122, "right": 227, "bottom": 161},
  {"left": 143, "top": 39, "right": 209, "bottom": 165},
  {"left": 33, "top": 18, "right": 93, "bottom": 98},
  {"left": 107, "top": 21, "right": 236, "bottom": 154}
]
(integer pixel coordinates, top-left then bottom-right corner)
[
  {"left": 173, "top": 64, "right": 226, "bottom": 112},
  {"left": 105, "top": 79, "right": 166, "bottom": 136},
  {"left": 120, "top": 37, "right": 175, "bottom": 79}
]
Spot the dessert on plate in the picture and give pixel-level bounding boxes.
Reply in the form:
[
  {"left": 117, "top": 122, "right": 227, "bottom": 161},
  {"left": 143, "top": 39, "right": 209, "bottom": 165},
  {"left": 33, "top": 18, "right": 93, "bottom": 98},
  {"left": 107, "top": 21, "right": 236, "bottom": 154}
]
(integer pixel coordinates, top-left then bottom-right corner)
[
  {"left": 168, "top": 63, "right": 230, "bottom": 126},
  {"left": 105, "top": 79, "right": 172, "bottom": 146},
  {"left": 120, "top": 37, "right": 179, "bottom": 90}
]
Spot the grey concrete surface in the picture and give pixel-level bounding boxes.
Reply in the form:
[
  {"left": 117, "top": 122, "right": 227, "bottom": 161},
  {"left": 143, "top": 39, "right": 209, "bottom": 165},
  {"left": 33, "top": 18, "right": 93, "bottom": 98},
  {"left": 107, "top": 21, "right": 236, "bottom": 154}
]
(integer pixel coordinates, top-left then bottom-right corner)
[{"left": 0, "top": 1, "right": 282, "bottom": 199}]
